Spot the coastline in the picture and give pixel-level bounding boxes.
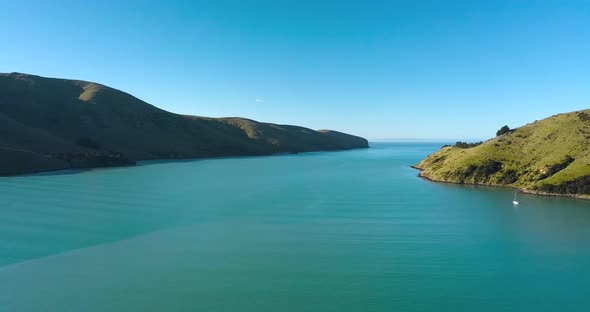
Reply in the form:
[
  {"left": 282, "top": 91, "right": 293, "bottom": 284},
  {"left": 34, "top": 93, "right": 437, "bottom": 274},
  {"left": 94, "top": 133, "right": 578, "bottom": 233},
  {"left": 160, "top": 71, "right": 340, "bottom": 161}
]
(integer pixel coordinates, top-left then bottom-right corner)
[
  {"left": 410, "top": 165, "right": 590, "bottom": 201},
  {"left": 1, "top": 146, "right": 369, "bottom": 178}
]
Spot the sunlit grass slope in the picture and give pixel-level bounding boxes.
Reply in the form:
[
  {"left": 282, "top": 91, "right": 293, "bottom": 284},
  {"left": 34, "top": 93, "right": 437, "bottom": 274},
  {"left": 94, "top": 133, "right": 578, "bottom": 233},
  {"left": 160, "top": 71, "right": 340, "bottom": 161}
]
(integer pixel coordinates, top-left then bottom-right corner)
[{"left": 415, "top": 110, "right": 590, "bottom": 196}]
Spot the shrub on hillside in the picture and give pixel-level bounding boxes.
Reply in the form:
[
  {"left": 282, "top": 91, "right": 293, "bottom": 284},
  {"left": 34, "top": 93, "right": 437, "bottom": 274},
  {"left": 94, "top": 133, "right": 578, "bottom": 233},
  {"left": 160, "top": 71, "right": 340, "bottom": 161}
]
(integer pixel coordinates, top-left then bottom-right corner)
[
  {"left": 473, "top": 160, "right": 503, "bottom": 183},
  {"left": 496, "top": 125, "right": 511, "bottom": 136},
  {"left": 454, "top": 141, "right": 483, "bottom": 148},
  {"left": 538, "top": 155, "right": 575, "bottom": 180},
  {"left": 454, "top": 160, "right": 503, "bottom": 184},
  {"left": 578, "top": 112, "right": 590, "bottom": 122},
  {"left": 536, "top": 175, "right": 590, "bottom": 194},
  {"left": 498, "top": 169, "right": 519, "bottom": 184}
]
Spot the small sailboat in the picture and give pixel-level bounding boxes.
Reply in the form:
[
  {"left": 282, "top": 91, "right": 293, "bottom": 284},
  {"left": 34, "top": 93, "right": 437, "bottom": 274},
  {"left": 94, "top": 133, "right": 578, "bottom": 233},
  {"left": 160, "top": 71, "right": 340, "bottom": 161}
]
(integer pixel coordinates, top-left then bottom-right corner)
[{"left": 512, "top": 190, "right": 519, "bottom": 205}]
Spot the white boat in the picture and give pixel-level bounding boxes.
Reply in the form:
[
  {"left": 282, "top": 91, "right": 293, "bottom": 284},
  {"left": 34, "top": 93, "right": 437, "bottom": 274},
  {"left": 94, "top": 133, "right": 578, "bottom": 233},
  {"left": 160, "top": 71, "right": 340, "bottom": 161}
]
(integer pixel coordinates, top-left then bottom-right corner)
[{"left": 512, "top": 190, "right": 519, "bottom": 205}]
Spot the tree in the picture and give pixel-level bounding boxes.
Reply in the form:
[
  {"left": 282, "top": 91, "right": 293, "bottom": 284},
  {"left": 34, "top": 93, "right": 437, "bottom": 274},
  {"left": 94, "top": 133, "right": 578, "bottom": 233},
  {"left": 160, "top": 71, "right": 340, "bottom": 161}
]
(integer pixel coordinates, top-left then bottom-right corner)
[{"left": 496, "top": 125, "right": 511, "bottom": 136}]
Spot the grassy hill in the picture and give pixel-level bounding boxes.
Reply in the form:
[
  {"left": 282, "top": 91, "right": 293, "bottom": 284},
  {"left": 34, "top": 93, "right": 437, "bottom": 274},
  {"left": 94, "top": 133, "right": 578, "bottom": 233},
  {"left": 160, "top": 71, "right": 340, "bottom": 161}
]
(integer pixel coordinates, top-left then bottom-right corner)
[
  {"left": 0, "top": 73, "right": 368, "bottom": 175},
  {"left": 414, "top": 109, "right": 590, "bottom": 197}
]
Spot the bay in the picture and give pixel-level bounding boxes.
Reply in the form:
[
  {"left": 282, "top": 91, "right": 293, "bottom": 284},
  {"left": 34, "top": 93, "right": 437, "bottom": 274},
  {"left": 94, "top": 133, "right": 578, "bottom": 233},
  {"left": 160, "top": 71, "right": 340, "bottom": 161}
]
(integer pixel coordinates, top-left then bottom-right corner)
[{"left": 1, "top": 143, "right": 590, "bottom": 311}]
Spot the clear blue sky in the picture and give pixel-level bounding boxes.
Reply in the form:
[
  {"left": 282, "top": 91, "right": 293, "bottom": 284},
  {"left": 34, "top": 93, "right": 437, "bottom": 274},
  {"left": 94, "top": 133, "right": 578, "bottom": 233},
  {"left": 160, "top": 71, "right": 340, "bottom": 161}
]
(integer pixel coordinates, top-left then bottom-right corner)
[{"left": 1, "top": 1, "right": 589, "bottom": 140}]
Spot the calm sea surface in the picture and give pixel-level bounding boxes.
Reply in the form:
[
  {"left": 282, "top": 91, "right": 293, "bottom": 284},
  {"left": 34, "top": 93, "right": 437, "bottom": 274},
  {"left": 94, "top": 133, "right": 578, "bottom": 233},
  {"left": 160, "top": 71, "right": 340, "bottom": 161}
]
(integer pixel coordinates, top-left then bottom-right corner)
[{"left": 1, "top": 142, "right": 590, "bottom": 311}]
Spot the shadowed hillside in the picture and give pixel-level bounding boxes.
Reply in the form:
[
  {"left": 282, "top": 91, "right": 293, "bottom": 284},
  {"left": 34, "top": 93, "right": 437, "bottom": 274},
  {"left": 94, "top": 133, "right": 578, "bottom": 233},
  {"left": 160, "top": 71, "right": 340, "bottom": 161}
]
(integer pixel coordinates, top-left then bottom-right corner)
[
  {"left": 414, "top": 110, "right": 590, "bottom": 197},
  {"left": 0, "top": 73, "right": 368, "bottom": 175}
]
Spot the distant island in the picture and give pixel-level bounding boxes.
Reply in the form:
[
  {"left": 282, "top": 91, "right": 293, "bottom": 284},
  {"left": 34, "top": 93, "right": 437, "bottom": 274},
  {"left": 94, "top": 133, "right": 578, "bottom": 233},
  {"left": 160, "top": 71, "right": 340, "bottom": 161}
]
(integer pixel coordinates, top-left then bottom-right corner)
[
  {"left": 414, "top": 109, "right": 590, "bottom": 198},
  {"left": 0, "top": 73, "right": 368, "bottom": 175}
]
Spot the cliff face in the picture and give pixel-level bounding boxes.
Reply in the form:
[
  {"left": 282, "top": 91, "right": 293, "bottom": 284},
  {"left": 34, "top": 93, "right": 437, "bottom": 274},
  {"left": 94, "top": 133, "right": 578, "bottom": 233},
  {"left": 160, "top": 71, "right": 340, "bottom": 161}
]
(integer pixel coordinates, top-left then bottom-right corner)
[
  {"left": 415, "top": 110, "right": 590, "bottom": 197},
  {"left": 0, "top": 73, "right": 368, "bottom": 175}
]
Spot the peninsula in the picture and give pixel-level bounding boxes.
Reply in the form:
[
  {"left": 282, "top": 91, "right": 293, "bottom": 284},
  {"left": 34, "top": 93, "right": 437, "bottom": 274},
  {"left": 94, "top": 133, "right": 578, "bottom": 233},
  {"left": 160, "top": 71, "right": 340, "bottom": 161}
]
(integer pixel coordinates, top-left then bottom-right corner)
[{"left": 415, "top": 110, "right": 590, "bottom": 198}]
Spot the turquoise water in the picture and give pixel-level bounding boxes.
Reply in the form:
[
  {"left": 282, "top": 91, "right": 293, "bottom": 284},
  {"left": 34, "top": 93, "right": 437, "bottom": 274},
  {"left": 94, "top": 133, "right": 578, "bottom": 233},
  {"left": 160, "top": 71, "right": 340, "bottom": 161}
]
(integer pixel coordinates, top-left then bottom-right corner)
[{"left": 1, "top": 142, "right": 590, "bottom": 311}]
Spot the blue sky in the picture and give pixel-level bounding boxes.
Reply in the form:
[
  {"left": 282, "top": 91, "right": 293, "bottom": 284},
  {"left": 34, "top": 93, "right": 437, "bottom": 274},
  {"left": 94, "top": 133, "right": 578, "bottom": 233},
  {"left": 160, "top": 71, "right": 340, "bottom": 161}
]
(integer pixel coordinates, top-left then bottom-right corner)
[{"left": 1, "top": 1, "right": 589, "bottom": 140}]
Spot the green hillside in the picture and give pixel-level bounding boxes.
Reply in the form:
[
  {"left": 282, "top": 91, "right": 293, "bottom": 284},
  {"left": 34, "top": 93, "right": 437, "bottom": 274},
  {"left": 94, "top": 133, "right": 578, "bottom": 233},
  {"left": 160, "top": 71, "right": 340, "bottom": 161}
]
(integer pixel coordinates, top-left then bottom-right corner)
[
  {"left": 414, "top": 110, "right": 590, "bottom": 197},
  {"left": 0, "top": 73, "right": 368, "bottom": 175}
]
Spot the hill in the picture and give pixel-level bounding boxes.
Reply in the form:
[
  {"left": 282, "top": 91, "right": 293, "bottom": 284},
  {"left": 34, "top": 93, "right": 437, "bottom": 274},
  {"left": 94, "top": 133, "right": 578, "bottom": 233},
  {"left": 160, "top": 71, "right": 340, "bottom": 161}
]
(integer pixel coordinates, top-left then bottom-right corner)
[
  {"left": 0, "top": 73, "right": 368, "bottom": 175},
  {"left": 414, "top": 110, "right": 590, "bottom": 197}
]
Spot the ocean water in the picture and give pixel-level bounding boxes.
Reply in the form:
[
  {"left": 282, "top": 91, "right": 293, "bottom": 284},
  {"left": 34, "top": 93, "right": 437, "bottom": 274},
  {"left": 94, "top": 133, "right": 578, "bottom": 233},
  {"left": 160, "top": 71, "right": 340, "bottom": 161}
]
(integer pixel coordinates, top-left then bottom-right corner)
[{"left": 1, "top": 142, "right": 590, "bottom": 311}]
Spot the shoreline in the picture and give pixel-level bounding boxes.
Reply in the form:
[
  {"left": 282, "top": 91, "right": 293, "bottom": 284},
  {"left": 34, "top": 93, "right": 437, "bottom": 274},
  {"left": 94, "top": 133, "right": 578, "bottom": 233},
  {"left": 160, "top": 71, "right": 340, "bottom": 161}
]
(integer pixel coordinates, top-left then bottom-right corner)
[
  {"left": 410, "top": 165, "right": 590, "bottom": 201},
  {"left": 1, "top": 146, "right": 369, "bottom": 178}
]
